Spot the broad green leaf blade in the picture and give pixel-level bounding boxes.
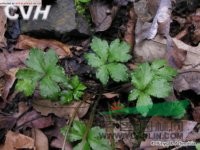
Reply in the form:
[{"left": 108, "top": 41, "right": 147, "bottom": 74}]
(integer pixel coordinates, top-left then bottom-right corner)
[
  {"left": 39, "top": 76, "right": 60, "bottom": 99},
  {"left": 156, "top": 66, "right": 177, "bottom": 81},
  {"left": 146, "top": 79, "right": 171, "bottom": 98},
  {"left": 68, "top": 120, "right": 86, "bottom": 142},
  {"left": 85, "top": 53, "right": 104, "bottom": 68},
  {"left": 90, "top": 37, "right": 109, "bottom": 62},
  {"left": 196, "top": 143, "right": 200, "bottom": 150},
  {"left": 60, "top": 90, "right": 74, "bottom": 104},
  {"left": 128, "top": 89, "right": 140, "bottom": 101},
  {"left": 136, "top": 93, "right": 153, "bottom": 116},
  {"left": 131, "top": 63, "right": 154, "bottom": 90},
  {"left": 79, "top": 0, "right": 90, "bottom": 3},
  {"left": 108, "top": 39, "right": 131, "bottom": 63},
  {"left": 16, "top": 79, "right": 36, "bottom": 96},
  {"left": 48, "top": 66, "right": 67, "bottom": 83},
  {"left": 74, "top": 141, "right": 90, "bottom": 150},
  {"left": 88, "top": 127, "right": 111, "bottom": 150},
  {"left": 107, "top": 63, "right": 129, "bottom": 82},
  {"left": 25, "top": 49, "right": 45, "bottom": 73},
  {"left": 96, "top": 65, "right": 109, "bottom": 85},
  {"left": 16, "top": 68, "right": 41, "bottom": 81},
  {"left": 44, "top": 49, "right": 58, "bottom": 68},
  {"left": 151, "top": 59, "right": 166, "bottom": 70}
]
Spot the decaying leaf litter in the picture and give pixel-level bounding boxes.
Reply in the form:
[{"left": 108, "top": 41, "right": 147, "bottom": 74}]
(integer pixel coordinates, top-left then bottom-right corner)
[{"left": 1, "top": 0, "right": 200, "bottom": 149}]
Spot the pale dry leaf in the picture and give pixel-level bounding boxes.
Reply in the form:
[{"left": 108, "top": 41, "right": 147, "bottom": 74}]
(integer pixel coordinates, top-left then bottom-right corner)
[
  {"left": 174, "top": 70, "right": 200, "bottom": 94},
  {"left": 192, "top": 107, "right": 200, "bottom": 123},
  {"left": 2, "top": 131, "right": 35, "bottom": 150},
  {"left": 32, "top": 128, "right": 48, "bottom": 150},
  {"left": 32, "top": 93, "right": 92, "bottom": 119},
  {"left": 103, "top": 92, "right": 119, "bottom": 99},
  {"left": 15, "top": 35, "right": 72, "bottom": 58},
  {"left": 140, "top": 117, "right": 197, "bottom": 149},
  {"left": 0, "top": 7, "right": 7, "bottom": 48},
  {"left": 2, "top": 68, "right": 18, "bottom": 101},
  {"left": 146, "top": 0, "right": 172, "bottom": 39},
  {"left": 89, "top": 1, "right": 119, "bottom": 32}
]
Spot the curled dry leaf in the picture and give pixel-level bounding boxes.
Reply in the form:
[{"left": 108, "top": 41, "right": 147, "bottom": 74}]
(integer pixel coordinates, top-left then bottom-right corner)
[
  {"left": 0, "top": 7, "right": 7, "bottom": 48},
  {"left": 165, "top": 37, "right": 187, "bottom": 69},
  {"left": 102, "top": 92, "right": 119, "bottom": 99},
  {"left": 174, "top": 70, "right": 200, "bottom": 94},
  {"left": 15, "top": 35, "right": 72, "bottom": 58},
  {"left": 16, "top": 110, "right": 54, "bottom": 129},
  {"left": 32, "top": 128, "right": 48, "bottom": 150},
  {"left": 146, "top": 0, "right": 172, "bottom": 39},
  {"left": 32, "top": 93, "right": 92, "bottom": 119},
  {"left": 192, "top": 107, "right": 200, "bottom": 123},
  {"left": 140, "top": 117, "right": 197, "bottom": 149},
  {"left": 2, "top": 68, "right": 18, "bottom": 101},
  {"left": 124, "top": 4, "right": 137, "bottom": 48},
  {"left": 1, "top": 131, "right": 35, "bottom": 150},
  {"left": 173, "top": 38, "right": 200, "bottom": 69},
  {"left": 89, "top": 0, "right": 119, "bottom": 32}
]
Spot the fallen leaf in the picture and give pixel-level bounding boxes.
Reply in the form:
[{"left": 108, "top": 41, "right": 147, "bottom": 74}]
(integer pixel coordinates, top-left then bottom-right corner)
[
  {"left": 103, "top": 92, "right": 119, "bottom": 99},
  {"left": 173, "top": 38, "right": 200, "bottom": 70},
  {"left": 165, "top": 37, "right": 187, "bottom": 69},
  {"left": 33, "top": 93, "right": 92, "bottom": 119},
  {"left": 174, "top": 70, "right": 200, "bottom": 94},
  {"left": 140, "top": 117, "right": 197, "bottom": 149},
  {"left": 15, "top": 35, "right": 72, "bottom": 58},
  {"left": 146, "top": 0, "right": 172, "bottom": 39},
  {"left": 0, "top": 7, "right": 7, "bottom": 48},
  {"left": 0, "top": 114, "right": 16, "bottom": 130},
  {"left": 2, "top": 131, "right": 35, "bottom": 150},
  {"left": 16, "top": 110, "right": 53, "bottom": 129},
  {"left": 89, "top": 1, "right": 119, "bottom": 32},
  {"left": 192, "top": 107, "right": 200, "bottom": 123},
  {"left": 2, "top": 68, "right": 18, "bottom": 101},
  {"left": 32, "top": 128, "right": 48, "bottom": 150},
  {"left": 124, "top": 4, "right": 137, "bottom": 48}
]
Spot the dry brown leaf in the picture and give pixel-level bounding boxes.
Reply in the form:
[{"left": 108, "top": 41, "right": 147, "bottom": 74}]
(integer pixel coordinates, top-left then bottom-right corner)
[
  {"left": 124, "top": 4, "right": 137, "bottom": 48},
  {"left": 2, "top": 68, "right": 18, "bottom": 101},
  {"left": 0, "top": 7, "right": 7, "bottom": 48},
  {"left": 140, "top": 117, "right": 197, "bottom": 149},
  {"left": 33, "top": 93, "right": 92, "bottom": 119},
  {"left": 192, "top": 107, "right": 200, "bottom": 123},
  {"left": 173, "top": 38, "right": 200, "bottom": 70},
  {"left": 103, "top": 92, "right": 119, "bottom": 99},
  {"left": 165, "top": 38, "right": 187, "bottom": 69},
  {"left": 174, "top": 70, "right": 200, "bottom": 94},
  {"left": 2, "top": 131, "right": 35, "bottom": 150},
  {"left": 89, "top": 1, "right": 118, "bottom": 32},
  {"left": 16, "top": 110, "right": 53, "bottom": 129},
  {"left": 32, "top": 128, "right": 48, "bottom": 150},
  {"left": 15, "top": 35, "right": 72, "bottom": 58}
]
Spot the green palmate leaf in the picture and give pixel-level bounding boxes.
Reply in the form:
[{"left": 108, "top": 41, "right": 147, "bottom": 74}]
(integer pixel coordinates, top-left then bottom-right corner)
[
  {"left": 88, "top": 127, "right": 111, "bottom": 150},
  {"left": 16, "top": 68, "right": 41, "bottom": 81},
  {"left": 39, "top": 76, "right": 60, "bottom": 99},
  {"left": 96, "top": 66, "right": 109, "bottom": 85},
  {"left": 86, "top": 37, "right": 132, "bottom": 85},
  {"left": 136, "top": 93, "right": 153, "bottom": 116},
  {"left": 128, "top": 89, "right": 140, "bottom": 101},
  {"left": 48, "top": 66, "right": 66, "bottom": 83},
  {"left": 25, "top": 49, "right": 45, "bottom": 73},
  {"left": 146, "top": 79, "right": 171, "bottom": 98},
  {"left": 85, "top": 53, "right": 104, "bottom": 68},
  {"left": 68, "top": 120, "right": 86, "bottom": 142},
  {"left": 107, "top": 63, "right": 129, "bottom": 82},
  {"left": 108, "top": 39, "right": 131, "bottom": 62},
  {"left": 196, "top": 143, "right": 200, "bottom": 150},
  {"left": 74, "top": 141, "right": 91, "bottom": 150},
  {"left": 155, "top": 66, "right": 177, "bottom": 81},
  {"left": 151, "top": 59, "right": 167, "bottom": 70},
  {"left": 131, "top": 63, "right": 154, "bottom": 90},
  {"left": 61, "top": 121, "right": 111, "bottom": 150},
  {"left": 16, "top": 79, "right": 36, "bottom": 96},
  {"left": 90, "top": 37, "right": 109, "bottom": 63},
  {"left": 44, "top": 49, "right": 58, "bottom": 68}
]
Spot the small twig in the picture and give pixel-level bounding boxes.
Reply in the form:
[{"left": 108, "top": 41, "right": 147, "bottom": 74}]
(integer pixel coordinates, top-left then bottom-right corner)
[{"left": 62, "top": 100, "right": 84, "bottom": 150}]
